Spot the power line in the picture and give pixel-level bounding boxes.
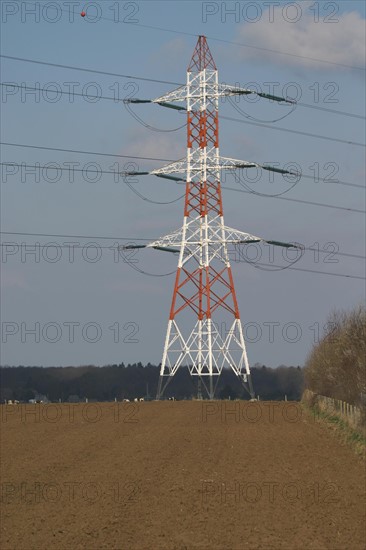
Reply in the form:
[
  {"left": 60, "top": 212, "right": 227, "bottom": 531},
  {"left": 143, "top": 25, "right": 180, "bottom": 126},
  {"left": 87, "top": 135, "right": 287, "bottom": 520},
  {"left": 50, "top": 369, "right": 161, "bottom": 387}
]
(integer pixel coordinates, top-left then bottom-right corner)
[
  {"left": 2, "top": 229, "right": 364, "bottom": 279},
  {"left": 1, "top": 59, "right": 365, "bottom": 120},
  {"left": 229, "top": 168, "right": 363, "bottom": 191},
  {"left": 0, "top": 163, "right": 186, "bottom": 205},
  {"left": 1, "top": 143, "right": 363, "bottom": 213},
  {"left": 0, "top": 231, "right": 151, "bottom": 240},
  {"left": 0, "top": 243, "right": 363, "bottom": 280},
  {"left": 124, "top": 179, "right": 184, "bottom": 204},
  {"left": 1, "top": 161, "right": 364, "bottom": 191},
  {"left": 0, "top": 82, "right": 124, "bottom": 103},
  {"left": 241, "top": 262, "right": 365, "bottom": 280},
  {"left": 0, "top": 243, "right": 124, "bottom": 251},
  {"left": 3, "top": 238, "right": 362, "bottom": 279},
  {"left": 295, "top": 101, "right": 365, "bottom": 120},
  {"left": 118, "top": 24, "right": 366, "bottom": 72},
  {"left": 0, "top": 141, "right": 172, "bottom": 163},
  {"left": 1, "top": 142, "right": 362, "bottom": 191},
  {"left": 0, "top": 162, "right": 149, "bottom": 178},
  {"left": 0, "top": 234, "right": 175, "bottom": 276},
  {"left": 217, "top": 185, "right": 365, "bottom": 215},
  {"left": 220, "top": 115, "right": 365, "bottom": 148},
  {"left": 0, "top": 55, "right": 181, "bottom": 86},
  {"left": 2, "top": 80, "right": 363, "bottom": 147},
  {"left": 13, "top": 1, "right": 365, "bottom": 72},
  {"left": 1, "top": 232, "right": 364, "bottom": 261}
]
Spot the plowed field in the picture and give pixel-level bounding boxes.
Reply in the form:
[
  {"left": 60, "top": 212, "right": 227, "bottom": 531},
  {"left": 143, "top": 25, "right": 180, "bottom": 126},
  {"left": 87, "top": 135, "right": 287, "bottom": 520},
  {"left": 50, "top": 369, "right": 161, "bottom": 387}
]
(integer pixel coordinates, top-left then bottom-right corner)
[{"left": 1, "top": 401, "right": 365, "bottom": 549}]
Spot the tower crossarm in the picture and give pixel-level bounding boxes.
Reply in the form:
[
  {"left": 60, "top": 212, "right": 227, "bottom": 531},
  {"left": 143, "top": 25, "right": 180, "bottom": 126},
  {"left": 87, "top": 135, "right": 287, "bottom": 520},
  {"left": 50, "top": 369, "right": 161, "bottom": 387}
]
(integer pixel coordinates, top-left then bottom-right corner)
[
  {"left": 217, "top": 156, "right": 258, "bottom": 170},
  {"left": 121, "top": 224, "right": 301, "bottom": 258},
  {"left": 151, "top": 158, "right": 187, "bottom": 176},
  {"left": 125, "top": 84, "right": 295, "bottom": 108},
  {"left": 126, "top": 156, "right": 296, "bottom": 179},
  {"left": 147, "top": 225, "right": 262, "bottom": 249},
  {"left": 151, "top": 84, "right": 256, "bottom": 104},
  {"left": 152, "top": 86, "right": 189, "bottom": 104},
  {"left": 150, "top": 156, "right": 257, "bottom": 177}
]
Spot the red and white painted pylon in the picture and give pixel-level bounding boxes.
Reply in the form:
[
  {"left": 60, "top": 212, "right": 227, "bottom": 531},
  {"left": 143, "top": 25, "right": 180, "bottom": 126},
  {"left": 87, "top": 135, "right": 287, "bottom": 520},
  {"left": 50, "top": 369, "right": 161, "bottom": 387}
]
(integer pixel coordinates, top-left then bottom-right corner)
[{"left": 124, "top": 36, "right": 297, "bottom": 399}]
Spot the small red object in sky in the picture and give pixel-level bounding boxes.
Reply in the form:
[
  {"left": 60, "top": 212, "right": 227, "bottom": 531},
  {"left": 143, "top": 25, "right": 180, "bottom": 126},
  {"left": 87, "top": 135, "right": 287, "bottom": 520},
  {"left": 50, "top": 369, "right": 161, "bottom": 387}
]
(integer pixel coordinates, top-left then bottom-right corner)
[{"left": 80, "top": 11, "right": 86, "bottom": 17}]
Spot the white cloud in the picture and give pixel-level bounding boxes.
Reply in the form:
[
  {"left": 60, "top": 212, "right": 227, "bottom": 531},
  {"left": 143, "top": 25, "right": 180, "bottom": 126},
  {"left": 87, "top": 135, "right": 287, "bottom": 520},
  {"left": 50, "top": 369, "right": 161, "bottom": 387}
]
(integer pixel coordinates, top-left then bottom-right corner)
[
  {"left": 148, "top": 37, "right": 191, "bottom": 72},
  {"left": 235, "top": 7, "right": 366, "bottom": 70},
  {"left": 121, "top": 126, "right": 185, "bottom": 160}
]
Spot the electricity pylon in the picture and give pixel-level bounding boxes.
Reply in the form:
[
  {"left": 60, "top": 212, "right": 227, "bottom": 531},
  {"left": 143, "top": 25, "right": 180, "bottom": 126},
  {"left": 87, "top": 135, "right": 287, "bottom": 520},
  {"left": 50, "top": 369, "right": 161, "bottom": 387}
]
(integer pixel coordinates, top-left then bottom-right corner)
[{"left": 123, "top": 36, "right": 298, "bottom": 400}]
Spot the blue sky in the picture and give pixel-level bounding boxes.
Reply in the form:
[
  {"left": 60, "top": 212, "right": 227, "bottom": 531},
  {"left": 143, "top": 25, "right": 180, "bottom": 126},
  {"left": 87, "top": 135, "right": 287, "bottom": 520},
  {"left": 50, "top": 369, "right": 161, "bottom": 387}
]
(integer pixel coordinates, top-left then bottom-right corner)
[{"left": 1, "top": 0, "right": 365, "bottom": 368}]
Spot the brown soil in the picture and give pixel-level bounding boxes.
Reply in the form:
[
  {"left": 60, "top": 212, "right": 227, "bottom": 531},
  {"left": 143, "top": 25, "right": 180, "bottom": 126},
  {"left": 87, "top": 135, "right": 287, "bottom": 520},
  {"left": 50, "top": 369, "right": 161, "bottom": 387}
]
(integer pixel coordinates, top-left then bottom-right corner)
[{"left": 1, "top": 401, "right": 365, "bottom": 549}]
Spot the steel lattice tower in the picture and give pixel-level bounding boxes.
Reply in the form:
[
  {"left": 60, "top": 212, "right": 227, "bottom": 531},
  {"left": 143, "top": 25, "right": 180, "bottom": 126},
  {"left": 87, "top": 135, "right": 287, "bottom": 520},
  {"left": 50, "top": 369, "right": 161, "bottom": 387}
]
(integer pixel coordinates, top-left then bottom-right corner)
[
  {"left": 158, "top": 37, "right": 253, "bottom": 400},
  {"left": 123, "top": 36, "right": 297, "bottom": 400}
]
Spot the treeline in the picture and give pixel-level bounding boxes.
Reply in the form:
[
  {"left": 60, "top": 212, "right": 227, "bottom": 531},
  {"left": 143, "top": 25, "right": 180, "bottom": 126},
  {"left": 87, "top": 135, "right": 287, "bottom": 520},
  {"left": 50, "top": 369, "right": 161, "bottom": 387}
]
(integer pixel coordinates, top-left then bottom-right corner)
[
  {"left": 304, "top": 305, "right": 365, "bottom": 406},
  {"left": 0, "top": 363, "right": 303, "bottom": 402}
]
